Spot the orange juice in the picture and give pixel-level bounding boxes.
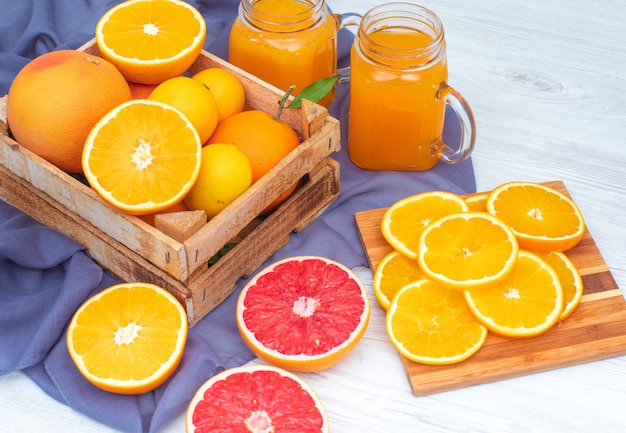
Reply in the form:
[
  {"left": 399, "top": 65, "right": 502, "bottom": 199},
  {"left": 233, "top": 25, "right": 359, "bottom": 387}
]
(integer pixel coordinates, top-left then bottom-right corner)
[
  {"left": 348, "top": 3, "right": 475, "bottom": 171},
  {"left": 349, "top": 29, "right": 448, "bottom": 171},
  {"left": 229, "top": 0, "right": 337, "bottom": 106}
]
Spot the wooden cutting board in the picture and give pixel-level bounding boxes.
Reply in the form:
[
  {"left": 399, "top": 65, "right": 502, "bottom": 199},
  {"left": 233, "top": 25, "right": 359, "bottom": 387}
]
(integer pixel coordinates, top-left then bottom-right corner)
[{"left": 354, "top": 180, "right": 625, "bottom": 396}]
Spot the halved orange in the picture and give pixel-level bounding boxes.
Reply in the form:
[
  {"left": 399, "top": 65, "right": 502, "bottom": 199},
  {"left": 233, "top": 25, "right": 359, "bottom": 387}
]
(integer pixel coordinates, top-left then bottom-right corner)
[
  {"left": 485, "top": 181, "right": 585, "bottom": 251},
  {"left": 463, "top": 250, "right": 564, "bottom": 338},
  {"left": 386, "top": 279, "right": 488, "bottom": 365},
  {"left": 381, "top": 191, "right": 469, "bottom": 259},
  {"left": 417, "top": 212, "right": 519, "bottom": 290},
  {"left": 66, "top": 282, "right": 188, "bottom": 394},
  {"left": 82, "top": 99, "right": 202, "bottom": 215},
  {"left": 534, "top": 250, "right": 583, "bottom": 322},
  {"left": 95, "top": 0, "right": 206, "bottom": 84},
  {"left": 373, "top": 250, "right": 424, "bottom": 310},
  {"left": 464, "top": 191, "right": 488, "bottom": 212}
]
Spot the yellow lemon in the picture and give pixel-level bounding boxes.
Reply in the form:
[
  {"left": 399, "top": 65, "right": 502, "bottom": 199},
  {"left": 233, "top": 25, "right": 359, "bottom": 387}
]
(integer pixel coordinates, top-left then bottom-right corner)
[
  {"left": 184, "top": 143, "right": 252, "bottom": 218},
  {"left": 192, "top": 68, "right": 246, "bottom": 122},
  {"left": 148, "top": 76, "right": 218, "bottom": 144}
]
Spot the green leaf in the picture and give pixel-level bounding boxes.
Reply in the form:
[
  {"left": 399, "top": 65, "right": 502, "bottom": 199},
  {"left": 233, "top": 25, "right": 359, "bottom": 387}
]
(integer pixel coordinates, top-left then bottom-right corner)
[
  {"left": 207, "top": 242, "right": 238, "bottom": 266},
  {"left": 286, "top": 75, "right": 339, "bottom": 109}
]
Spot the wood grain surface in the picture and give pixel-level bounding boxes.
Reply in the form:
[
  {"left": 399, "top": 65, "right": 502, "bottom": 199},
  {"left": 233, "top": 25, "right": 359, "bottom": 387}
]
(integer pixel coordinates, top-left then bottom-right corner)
[{"left": 355, "top": 180, "right": 626, "bottom": 395}]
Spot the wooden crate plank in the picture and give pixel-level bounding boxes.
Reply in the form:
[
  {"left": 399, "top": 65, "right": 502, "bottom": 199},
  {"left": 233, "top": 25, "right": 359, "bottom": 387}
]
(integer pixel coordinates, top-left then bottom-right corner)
[{"left": 186, "top": 158, "right": 340, "bottom": 324}]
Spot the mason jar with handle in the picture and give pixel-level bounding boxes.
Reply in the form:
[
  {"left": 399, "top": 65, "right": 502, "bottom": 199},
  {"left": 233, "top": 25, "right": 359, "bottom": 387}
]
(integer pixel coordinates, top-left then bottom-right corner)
[
  {"left": 348, "top": 2, "right": 476, "bottom": 171},
  {"left": 229, "top": 0, "right": 358, "bottom": 107}
]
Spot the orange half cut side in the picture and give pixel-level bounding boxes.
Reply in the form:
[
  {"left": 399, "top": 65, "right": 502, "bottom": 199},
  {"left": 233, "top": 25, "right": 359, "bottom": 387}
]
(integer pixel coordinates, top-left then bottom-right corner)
[{"left": 82, "top": 99, "right": 202, "bottom": 215}]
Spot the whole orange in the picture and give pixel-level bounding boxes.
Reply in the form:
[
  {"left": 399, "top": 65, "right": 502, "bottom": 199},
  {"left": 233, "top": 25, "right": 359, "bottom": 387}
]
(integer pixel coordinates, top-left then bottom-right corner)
[
  {"left": 6, "top": 50, "right": 131, "bottom": 173},
  {"left": 207, "top": 110, "right": 300, "bottom": 212}
]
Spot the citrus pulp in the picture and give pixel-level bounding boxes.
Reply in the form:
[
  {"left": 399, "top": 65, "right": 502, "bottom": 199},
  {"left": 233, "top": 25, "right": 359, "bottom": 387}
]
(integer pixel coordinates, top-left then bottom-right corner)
[
  {"left": 82, "top": 99, "right": 202, "bottom": 215},
  {"left": 236, "top": 256, "right": 370, "bottom": 372},
  {"left": 66, "top": 282, "right": 188, "bottom": 394},
  {"left": 417, "top": 211, "right": 519, "bottom": 290},
  {"left": 463, "top": 250, "right": 564, "bottom": 338},
  {"left": 485, "top": 181, "right": 585, "bottom": 251},
  {"left": 95, "top": 0, "right": 206, "bottom": 84},
  {"left": 381, "top": 191, "right": 469, "bottom": 259},
  {"left": 386, "top": 279, "right": 488, "bottom": 365},
  {"left": 186, "top": 364, "right": 329, "bottom": 433}
]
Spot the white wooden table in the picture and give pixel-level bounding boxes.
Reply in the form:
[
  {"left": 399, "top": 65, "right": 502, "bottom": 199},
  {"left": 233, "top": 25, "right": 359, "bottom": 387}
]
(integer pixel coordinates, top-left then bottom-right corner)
[{"left": 2, "top": 0, "right": 626, "bottom": 431}]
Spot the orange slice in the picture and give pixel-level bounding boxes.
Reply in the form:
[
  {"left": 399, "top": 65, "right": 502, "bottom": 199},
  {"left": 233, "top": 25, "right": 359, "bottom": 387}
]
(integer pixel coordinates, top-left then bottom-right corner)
[
  {"left": 485, "top": 181, "right": 585, "bottom": 251},
  {"left": 66, "top": 282, "right": 188, "bottom": 394},
  {"left": 95, "top": 0, "right": 206, "bottom": 84},
  {"left": 534, "top": 250, "right": 583, "bottom": 322},
  {"left": 381, "top": 191, "right": 469, "bottom": 259},
  {"left": 373, "top": 250, "right": 424, "bottom": 310},
  {"left": 463, "top": 250, "right": 564, "bottom": 338},
  {"left": 82, "top": 99, "right": 202, "bottom": 215},
  {"left": 236, "top": 256, "right": 370, "bottom": 372},
  {"left": 464, "top": 191, "right": 488, "bottom": 211},
  {"left": 386, "top": 279, "right": 488, "bottom": 365},
  {"left": 187, "top": 365, "right": 329, "bottom": 433},
  {"left": 417, "top": 212, "right": 519, "bottom": 290}
]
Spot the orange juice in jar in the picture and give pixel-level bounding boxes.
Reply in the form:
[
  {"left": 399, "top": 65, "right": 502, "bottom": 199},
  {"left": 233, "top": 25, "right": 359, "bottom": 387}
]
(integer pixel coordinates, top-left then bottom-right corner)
[
  {"left": 229, "top": 0, "right": 338, "bottom": 106},
  {"left": 348, "top": 3, "right": 475, "bottom": 171}
]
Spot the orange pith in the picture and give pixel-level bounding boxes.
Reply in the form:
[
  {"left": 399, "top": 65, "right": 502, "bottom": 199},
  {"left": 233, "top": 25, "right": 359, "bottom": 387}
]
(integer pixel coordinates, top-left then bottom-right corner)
[
  {"left": 373, "top": 250, "right": 424, "bottom": 310},
  {"left": 66, "top": 282, "right": 188, "bottom": 394},
  {"left": 463, "top": 250, "right": 564, "bottom": 338},
  {"left": 386, "top": 279, "right": 488, "bottom": 365},
  {"left": 236, "top": 256, "right": 370, "bottom": 372},
  {"left": 485, "top": 181, "right": 585, "bottom": 251},
  {"left": 82, "top": 99, "right": 202, "bottom": 215},
  {"left": 417, "top": 212, "right": 519, "bottom": 290},
  {"left": 95, "top": 0, "right": 206, "bottom": 84},
  {"left": 381, "top": 191, "right": 469, "bottom": 259}
]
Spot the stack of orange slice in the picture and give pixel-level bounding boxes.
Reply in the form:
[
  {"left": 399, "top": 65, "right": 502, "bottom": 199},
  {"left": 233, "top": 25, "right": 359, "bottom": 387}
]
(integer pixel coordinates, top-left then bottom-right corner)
[{"left": 378, "top": 182, "right": 586, "bottom": 365}]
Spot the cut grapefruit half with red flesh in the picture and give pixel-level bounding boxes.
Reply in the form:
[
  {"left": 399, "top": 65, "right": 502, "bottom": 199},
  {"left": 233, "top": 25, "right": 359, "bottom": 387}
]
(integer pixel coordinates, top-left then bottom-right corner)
[
  {"left": 236, "top": 256, "right": 370, "bottom": 372},
  {"left": 186, "top": 364, "right": 329, "bottom": 433}
]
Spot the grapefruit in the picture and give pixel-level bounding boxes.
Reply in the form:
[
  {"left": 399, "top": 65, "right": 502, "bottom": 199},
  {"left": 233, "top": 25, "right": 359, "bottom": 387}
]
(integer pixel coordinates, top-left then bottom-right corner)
[
  {"left": 6, "top": 50, "right": 131, "bottom": 173},
  {"left": 236, "top": 256, "right": 370, "bottom": 372},
  {"left": 186, "top": 364, "right": 329, "bottom": 433}
]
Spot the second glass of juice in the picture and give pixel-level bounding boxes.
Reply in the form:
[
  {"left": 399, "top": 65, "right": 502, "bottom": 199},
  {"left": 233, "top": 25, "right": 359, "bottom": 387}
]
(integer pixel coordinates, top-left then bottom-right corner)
[{"left": 348, "top": 3, "right": 475, "bottom": 171}]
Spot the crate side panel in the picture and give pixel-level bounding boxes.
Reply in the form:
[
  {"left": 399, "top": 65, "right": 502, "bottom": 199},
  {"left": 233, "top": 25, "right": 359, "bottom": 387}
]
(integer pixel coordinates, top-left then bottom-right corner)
[
  {"left": 0, "top": 163, "right": 193, "bottom": 310},
  {"left": 186, "top": 158, "right": 340, "bottom": 325},
  {"left": 0, "top": 125, "right": 189, "bottom": 281},
  {"left": 183, "top": 117, "right": 341, "bottom": 276}
]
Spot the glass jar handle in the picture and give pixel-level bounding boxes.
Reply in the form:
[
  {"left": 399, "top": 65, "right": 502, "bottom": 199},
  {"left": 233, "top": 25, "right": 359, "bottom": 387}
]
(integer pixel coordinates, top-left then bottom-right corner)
[
  {"left": 333, "top": 12, "right": 362, "bottom": 84},
  {"left": 433, "top": 82, "right": 476, "bottom": 164}
]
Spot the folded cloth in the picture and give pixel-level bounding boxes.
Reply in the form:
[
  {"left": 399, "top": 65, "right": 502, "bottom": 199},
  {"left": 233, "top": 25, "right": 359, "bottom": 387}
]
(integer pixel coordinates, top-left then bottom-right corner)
[{"left": 0, "top": 1, "right": 476, "bottom": 432}]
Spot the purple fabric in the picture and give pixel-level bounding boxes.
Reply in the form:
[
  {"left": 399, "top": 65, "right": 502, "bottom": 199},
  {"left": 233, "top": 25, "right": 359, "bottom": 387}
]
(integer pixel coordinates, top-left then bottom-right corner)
[{"left": 0, "top": 0, "right": 476, "bottom": 432}]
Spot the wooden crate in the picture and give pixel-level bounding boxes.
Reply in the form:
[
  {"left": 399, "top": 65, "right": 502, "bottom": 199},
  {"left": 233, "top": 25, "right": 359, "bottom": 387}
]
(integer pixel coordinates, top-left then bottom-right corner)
[{"left": 0, "top": 40, "right": 341, "bottom": 325}]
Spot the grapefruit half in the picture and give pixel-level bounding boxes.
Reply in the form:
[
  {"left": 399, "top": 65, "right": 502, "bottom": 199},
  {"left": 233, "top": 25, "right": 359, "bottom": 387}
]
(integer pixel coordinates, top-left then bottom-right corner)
[
  {"left": 236, "top": 256, "right": 370, "bottom": 372},
  {"left": 186, "top": 364, "right": 329, "bottom": 433}
]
